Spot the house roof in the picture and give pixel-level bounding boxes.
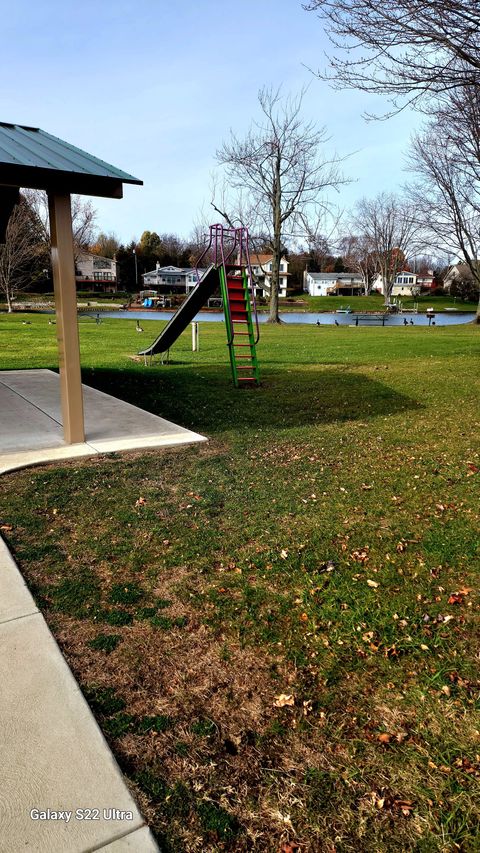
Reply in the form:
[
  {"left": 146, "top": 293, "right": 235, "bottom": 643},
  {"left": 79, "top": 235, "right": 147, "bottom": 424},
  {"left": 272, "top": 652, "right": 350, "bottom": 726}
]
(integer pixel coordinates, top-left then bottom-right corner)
[
  {"left": 77, "top": 251, "right": 116, "bottom": 263},
  {"left": 444, "top": 261, "right": 479, "bottom": 280},
  {"left": 307, "top": 272, "right": 362, "bottom": 281},
  {"left": 250, "top": 253, "right": 287, "bottom": 265},
  {"left": 143, "top": 266, "right": 192, "bottom": 276},
  {"left": 250, "top": 253, "right": 273, "bottom": 265},
  {"left": 143, "top": 267, "right": 206, "bottom": 277},
  {"left": 0, "top": 123, "right": 142, "bottom": 199}
]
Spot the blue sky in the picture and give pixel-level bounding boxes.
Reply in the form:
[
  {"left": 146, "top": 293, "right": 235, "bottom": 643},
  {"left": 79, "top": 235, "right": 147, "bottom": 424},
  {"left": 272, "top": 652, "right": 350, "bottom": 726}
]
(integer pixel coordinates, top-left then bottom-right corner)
[{"left": 1, "top": 0, "right": 417, "bottom": 244}]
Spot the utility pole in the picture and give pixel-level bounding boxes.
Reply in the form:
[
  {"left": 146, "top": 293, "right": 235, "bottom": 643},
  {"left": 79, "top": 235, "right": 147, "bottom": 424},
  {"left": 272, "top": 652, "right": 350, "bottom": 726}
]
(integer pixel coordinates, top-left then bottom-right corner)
[{"left": 133, "top": 249, "right": 138, "bottom": 287}]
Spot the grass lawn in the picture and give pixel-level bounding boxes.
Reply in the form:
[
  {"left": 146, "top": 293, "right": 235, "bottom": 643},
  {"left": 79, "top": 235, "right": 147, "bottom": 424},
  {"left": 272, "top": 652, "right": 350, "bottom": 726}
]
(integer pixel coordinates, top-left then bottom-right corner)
[{"left": 0, "top": 312, "right": 479, "bottom": 852}]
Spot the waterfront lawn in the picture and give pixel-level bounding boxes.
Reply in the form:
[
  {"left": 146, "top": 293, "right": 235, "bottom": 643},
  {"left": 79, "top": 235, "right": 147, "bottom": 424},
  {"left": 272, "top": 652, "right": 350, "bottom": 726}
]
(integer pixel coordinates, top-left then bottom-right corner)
[
  {"left": 280, "top": 293, "right": 478, "bottom": 313},
  {"left": 0, "top": 313, "right": 479, "bottom": 852}
]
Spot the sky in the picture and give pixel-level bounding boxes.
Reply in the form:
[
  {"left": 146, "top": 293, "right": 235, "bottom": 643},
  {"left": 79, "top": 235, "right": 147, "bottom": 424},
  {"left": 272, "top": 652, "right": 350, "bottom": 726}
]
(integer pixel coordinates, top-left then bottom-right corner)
[{"left": 0, "top": 0, "right": 419, "bottom": 245}]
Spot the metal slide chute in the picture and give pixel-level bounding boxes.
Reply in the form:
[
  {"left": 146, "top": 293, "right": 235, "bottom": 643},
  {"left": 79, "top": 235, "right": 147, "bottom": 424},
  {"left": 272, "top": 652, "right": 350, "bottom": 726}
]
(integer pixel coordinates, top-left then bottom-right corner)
[
  {"left": 138, "top": 264, "right": 220, "bottom": 357},
  {"left": 139, "top": 225, "right": 260, "bottom": 386}
]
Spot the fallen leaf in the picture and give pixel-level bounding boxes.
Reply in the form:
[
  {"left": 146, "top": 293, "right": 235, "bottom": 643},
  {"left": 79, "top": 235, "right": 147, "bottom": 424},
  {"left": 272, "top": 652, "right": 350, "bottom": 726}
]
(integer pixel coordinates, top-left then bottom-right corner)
[
  {"left": 280, "top": 549, "right": 288, "bottom": 560},
  {"left": 351, "top": 548, "right": 369, "bottom": 564},
  {"left": 135, "top": 497, "right": 147, "bottom": 507},
  {"left": 274, "top": 694, "right": 295, "bottom": 708},
  {"left": 448, "top": 594, "right": 462, "bottom": 605},
  {"left": 367, "top": 579, "right": 379, "bottom": 588},
  {"left": 0, "top": 523, "right": 13, "bottom": 532},
  {"left": 378, "top": 732, "right": 392, "bottom": 743},
  {"left": 299, "top": 612, "right": 309, "bottom": 622}
]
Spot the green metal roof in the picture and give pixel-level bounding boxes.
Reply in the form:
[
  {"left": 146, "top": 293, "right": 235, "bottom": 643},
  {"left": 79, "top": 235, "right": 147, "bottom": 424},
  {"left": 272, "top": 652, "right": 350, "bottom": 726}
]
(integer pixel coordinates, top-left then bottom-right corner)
[{"left": 0, "top": 123, "right": 142, "bottom": 198}]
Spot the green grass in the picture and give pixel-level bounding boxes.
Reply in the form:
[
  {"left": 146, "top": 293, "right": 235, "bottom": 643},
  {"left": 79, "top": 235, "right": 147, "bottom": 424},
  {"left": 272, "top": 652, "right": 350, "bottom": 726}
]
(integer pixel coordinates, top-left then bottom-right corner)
[{"left": 0, "top": 311, "right": 479, "bottom": 851}]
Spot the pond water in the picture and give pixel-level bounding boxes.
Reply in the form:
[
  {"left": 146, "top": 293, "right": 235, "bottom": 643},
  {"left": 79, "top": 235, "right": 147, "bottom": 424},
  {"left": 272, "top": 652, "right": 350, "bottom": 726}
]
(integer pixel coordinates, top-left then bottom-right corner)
[{"left": 92, "top": 310, "right": 476, "bottom": 327}]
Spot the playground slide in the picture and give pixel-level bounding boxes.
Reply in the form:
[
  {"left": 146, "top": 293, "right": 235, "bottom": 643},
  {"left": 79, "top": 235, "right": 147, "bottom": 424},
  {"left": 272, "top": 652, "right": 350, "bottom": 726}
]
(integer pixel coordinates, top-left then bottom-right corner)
[{"left": 138, "top": 264, "right": 220, "bottom": 357}]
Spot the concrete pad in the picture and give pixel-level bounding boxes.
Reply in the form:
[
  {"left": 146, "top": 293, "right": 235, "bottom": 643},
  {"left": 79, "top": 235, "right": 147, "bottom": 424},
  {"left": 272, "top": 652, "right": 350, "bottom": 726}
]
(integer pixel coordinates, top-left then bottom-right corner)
[
  {"left": 0, "top": 369, "right": 207, "bottom": 474},
  {"left": 0, "top": 380, "right": 63, "bottom": 452},
  {"left": 0, "top": 369, "right": 62, "bottom": 424},
  {"left": 0, "top": 538, "right": 38, "bottom": 625},
  {"left": 0, "top": 610, "right": 158, "bottom": 852},
  {"left": 96, "top": 825, "right": 160, "bottom": 851},
  {"left": 0, "top": 444, "right": 94, "bottom": 476},
  {"left": 81, "top": 383, "right": 198, "bottom": 444}
]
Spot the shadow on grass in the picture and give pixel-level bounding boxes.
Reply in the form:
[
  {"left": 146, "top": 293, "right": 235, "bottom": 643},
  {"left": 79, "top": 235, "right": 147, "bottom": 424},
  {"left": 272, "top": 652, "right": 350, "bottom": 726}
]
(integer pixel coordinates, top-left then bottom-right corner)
[{"left": 81, "top": 364, "right": 421, "bottom": 435}]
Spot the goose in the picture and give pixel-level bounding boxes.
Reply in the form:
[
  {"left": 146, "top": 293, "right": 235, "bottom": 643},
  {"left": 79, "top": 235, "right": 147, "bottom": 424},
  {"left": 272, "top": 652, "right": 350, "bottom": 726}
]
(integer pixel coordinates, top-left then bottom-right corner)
[
  {"left": 136, "top": 319, "right": 144, "bottom": 333},
  {"left": 22, "top": 320, "right": 31, "bottom": 325},
  {"left": 48, "top": 318, "right": 56, "bottom": 325},
  {"left": 334, "top": 320, "right": 339, "bottom": 326}
]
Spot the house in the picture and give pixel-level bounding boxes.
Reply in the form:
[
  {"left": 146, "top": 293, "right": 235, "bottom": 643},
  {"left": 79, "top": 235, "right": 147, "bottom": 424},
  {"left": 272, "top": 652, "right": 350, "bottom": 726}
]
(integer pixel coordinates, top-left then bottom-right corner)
[
  {"left": 142, "top": 265, "right": 206, "bottom": 293},
  {"left": 416, "top": 270, "right": 435, "bottom": 290},
  {"left": 75, "top": 252, "right": 117, "bottom": 292},
  {"left": 249, "top": 253, "right": 289, "bottom": 298},
  {"left": 372, "top": 270, "right": 419, "bottom": 297},
  {"left": 391, "top": 271, "right": 419, "bottom": 297},
  {"left": 303, "top": 271, "right": 364, "bottom": 296},
  {"left": 443, "top": 262, "right": 479, "bottom": 293}
]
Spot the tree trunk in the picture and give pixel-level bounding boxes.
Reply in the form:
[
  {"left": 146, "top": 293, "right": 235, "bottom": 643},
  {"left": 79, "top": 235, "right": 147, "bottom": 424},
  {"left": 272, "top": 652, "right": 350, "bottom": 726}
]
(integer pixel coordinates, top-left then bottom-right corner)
[
  {"left": 383, "top": 273, "right": 393, "bottom": 306},
  {"left": 6, "top": 290, "right": 13, "bottom": 312},
  {"left": 268, "top": 154, "right": 282, "bottom": 324}
]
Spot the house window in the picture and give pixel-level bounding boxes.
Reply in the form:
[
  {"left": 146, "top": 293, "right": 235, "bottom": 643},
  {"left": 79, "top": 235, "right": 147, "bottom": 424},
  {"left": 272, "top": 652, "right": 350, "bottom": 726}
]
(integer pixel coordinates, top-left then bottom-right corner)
[{"left": 93, "top": 259, "right": 112, "bottom": 269}]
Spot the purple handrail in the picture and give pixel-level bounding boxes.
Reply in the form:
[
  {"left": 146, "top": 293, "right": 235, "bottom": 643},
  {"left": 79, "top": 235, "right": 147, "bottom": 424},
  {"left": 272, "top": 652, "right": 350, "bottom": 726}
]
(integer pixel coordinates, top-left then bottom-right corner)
[{"left": 194, "top": 224, "right": 260, "bottom": 346}]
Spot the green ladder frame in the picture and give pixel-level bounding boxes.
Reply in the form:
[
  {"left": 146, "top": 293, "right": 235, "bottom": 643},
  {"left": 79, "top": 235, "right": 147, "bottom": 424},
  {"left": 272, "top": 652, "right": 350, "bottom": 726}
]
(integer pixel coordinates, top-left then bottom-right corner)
[{"left": 219, "top": 266, "right": 260, "bottom": 388}]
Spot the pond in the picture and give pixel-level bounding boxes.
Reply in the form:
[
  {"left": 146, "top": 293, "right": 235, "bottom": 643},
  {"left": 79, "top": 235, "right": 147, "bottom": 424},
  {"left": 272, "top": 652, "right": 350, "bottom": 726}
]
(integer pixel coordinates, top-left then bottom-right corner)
[{"left": 93, "top": 310, "right": 476, "bottom": 327}]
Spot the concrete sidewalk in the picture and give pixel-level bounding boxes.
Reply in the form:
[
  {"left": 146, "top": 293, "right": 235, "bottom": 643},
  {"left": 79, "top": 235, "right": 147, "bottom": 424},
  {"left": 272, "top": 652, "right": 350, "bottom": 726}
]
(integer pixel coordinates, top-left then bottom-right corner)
[
  {"left": 0, "top": 369, "right": 211, "bottom": 850},
  {"left": 0, "top": 369, "right": 206, "bottom": 473},
  {"left": 0, "top": 537, "right": 159, "bottom": 852}
]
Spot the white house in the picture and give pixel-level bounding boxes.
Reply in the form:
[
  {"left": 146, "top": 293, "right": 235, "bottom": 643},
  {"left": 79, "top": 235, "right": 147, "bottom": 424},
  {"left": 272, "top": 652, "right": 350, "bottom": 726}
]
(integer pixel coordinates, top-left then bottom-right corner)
[
  {"left": 303, "top": 271, "right": 364, "bottom": 296},
  {"left": 249, "top": 253, "right": 289, "bottom": 298},
  {"left": 372, "top": 270, "right": 419, "bottom": 297},
  {"left": 392, "top": 271, "right": 419, "bottom": 297},
  {"left": 142, "top": 265, "right": 206, "bottom": 293},
  {"left": 75, "top": 252, "right": 117, "bottom": 292}
]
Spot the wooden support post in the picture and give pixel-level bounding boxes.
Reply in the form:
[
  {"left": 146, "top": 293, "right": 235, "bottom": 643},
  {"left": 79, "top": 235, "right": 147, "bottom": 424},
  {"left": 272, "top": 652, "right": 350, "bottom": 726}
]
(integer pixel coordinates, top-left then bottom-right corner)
[{"left": 48, "top": 192, "right": 85, "bottom": 444}]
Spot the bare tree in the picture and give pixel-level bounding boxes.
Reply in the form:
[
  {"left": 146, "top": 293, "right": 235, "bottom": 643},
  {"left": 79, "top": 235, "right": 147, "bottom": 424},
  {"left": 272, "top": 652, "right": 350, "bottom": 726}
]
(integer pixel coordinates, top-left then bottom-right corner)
[
  {"left": 23, "top": 189, "right": 97, "bottom": 261},
  {"left": 215, "top": 87, "right": 347, "bottom": 322},
  {"left": 407, "top": 101, "right": 480, "bottom": 318},
  {"left": 0, "top": 198, "right": 44, "bottom": 312},
  {"left": 338, "top": 233, "right": 376, "bottom": 293},
  {"left": 353, "top": 193, "right": 418, "bottom": 305},
  {"left": 304, "top": 0, "right": 480, "bottom": 114}
]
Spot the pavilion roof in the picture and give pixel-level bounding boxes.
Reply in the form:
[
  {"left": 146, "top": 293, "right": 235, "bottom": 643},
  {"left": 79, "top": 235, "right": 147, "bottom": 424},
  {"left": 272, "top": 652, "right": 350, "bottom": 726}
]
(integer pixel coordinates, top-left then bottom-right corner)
[{"left": 0, "top": 123, "right": 142, "bottom": 198}]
